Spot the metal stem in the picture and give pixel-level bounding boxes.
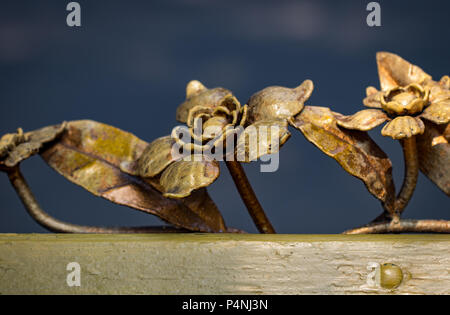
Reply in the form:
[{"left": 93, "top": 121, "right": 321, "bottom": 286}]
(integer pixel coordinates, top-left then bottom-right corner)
[
  {"left": 395, "top": 136, "right": 419, "bottom": 216},
  {"left": 343, "top": 219, "right": 450, "bottom": 234},
  {"left": 225, "top": 160, "right": 275, "bottom": 234},
  {"left": 5, "top": 166, "right": 187, "bottom": 233}
]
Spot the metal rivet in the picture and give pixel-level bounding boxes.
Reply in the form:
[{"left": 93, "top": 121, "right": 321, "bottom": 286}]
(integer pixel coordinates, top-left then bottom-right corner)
[{"left": 379, "top": 263, "right": 403, "bottom": 289}]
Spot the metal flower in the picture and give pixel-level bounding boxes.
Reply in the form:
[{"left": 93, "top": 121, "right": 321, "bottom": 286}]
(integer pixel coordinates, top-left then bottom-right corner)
[
  {"left": 128, "top": 80, "right": 308, "bottom": 200},
  {"left": 333, "top": 52, "right": 449, "bottom": 221},
  {"left": 173, "top": 92, "right": 248, "bottom": 154},
  {"left": 334, "top": 53, "right": 449, "bottom": 140},
  {"left": 122, "top": 81, "right": 240, "bottom": 199}
]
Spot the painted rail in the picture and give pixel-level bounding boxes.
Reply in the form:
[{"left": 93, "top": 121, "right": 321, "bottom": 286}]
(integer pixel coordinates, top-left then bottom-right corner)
[{"left": 0, "top": 234, "right": 448, "bottom": 294}]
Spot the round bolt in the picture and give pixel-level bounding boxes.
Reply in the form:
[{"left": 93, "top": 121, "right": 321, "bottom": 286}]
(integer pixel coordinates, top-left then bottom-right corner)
[{"left": 379, "top": 263, "right": 403, "bottom": 289}]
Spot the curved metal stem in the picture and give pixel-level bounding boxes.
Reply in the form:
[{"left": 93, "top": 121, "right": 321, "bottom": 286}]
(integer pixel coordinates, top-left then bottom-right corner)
[
  {"left": 395, "top": 136, "right": 419, "bottom": 216},
  {"left": 5, "top": 166, "right": 187, "bottom": 233},
  {"left": 343, "top": 219, "right": 450, "bottom": 234},
  {"left": 225, "top": 160, "right": 275, "bottom": 234}
]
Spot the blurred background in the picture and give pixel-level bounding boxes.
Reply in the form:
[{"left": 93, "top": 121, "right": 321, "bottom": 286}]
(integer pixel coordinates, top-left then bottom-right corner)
[{"left": 0, "top": 0, "right": 449, "bottom": 233}]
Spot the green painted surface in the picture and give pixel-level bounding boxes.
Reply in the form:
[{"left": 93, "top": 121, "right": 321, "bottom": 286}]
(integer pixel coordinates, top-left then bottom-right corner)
[{"left": 0, "top": 234, "right": 449, "bottom": 294}]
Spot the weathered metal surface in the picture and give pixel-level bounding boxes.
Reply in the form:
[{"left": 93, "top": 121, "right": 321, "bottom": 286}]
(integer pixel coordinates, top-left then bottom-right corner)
[
  {"left": 160, "top": 157, "right": 220, "bottom": 199},
  {"left": 176, "top": 80, "right": 233, "bottom": 124},
  {"left": 417, "top": 122, "right": 450, "bottom": 195},
  {"left": 351, "top": 52, "right": 450, "bottom": 140},
  {"left": 330, "top": 51, "right": 449, "bottom": 221},
  {"left": 134, "top": 136, "right": 177, "bottom": 178},
  {"left": 334, "top": 109, "right": 388, "bottom": 131},
  {"left": 375, "top": 51, "right": 431, "bottom": 91},
  {"left": 236, "top": 119, "right": 290, "bottom": 162},
  {"left": 0, "top": 234, "right": 449, "bottom": 295},
  {"left": 173, "top": 94, "right": 247, "bottom": 155},
  {"left": 381, "top": 116, "right": 425, "bottom": 140},
  {"left": 0, "top": 123, "right": 66, "bottom": 167},
  {"left": 291, "top": 106, "right": 395, "bottom": 208},
  {"left": 1, "top": 52, "right": 448, "bottom": 236},
  {"left": 380, "top": 83, "right": 429, "bottom": 116},
  {"left": 246, "top": 80, "right": 313, "bottom": 123},
  {"left": 40, "top": 120, "right": 226, "bottom": 233}
]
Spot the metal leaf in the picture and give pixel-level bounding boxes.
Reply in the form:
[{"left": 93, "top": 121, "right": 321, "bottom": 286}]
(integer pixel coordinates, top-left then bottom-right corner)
[
  {"left": 40, "top": 120, "right": 227, "bottom": 232},
  {"left": 416, "top": 121, "right": 450, "bottom": 196},
  {"left": 1, "top": 123, "right": 66, "bottom": 168},
  {"left": 236, "top": 119, "right": 291, "bottom": 162},
  {"left": 134, "top": 136, "right": 178, "bottom": 178},
  {"left": 290, "top": 106, "right": 396, "bottom": 208},
  {"left": 160, "top": 155, "right": 220, "bottom": 199},
  {"left": 334, "top": 109, "right": 389, "bottom": 131},
  {"left": 376, "top": 52, "right": 432, "bottom": 91},
  {"left": 247, "top": 80, "right": 313, "bottom": 123}
]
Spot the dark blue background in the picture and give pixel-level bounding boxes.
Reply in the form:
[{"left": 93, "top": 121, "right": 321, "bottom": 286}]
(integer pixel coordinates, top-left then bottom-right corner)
[{"left": 0, "top": 0, "right": 449, "bottom": 233}]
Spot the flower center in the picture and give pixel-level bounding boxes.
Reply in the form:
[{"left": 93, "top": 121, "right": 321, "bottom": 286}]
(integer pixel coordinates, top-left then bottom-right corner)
[
  {"left": 173, "top": 96, "right": 248, "bottom": 153},
  {"left": 381, "top": 83, "right": 429, "bottom": 116},
  {"left": 202, "top": 115, "right": 230, "bottom": 139}
]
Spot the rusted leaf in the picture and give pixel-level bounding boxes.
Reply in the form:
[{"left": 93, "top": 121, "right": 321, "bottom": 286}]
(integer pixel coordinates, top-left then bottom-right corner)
[
  {"left": 376, "top": 52, "right": 432, "bottom": 91},
  {"left": 134, "top": 136, "right": 178, "bottom": 178},
  {"left": 334, "top": 109, "right": 389, "bottom": 131},
  {"left": 247, "top": 80, "right": 313, "bottom": 123},
  {"left": 160, "top": 155, "right": 220, "bottom": 199},
  {"left": 290, "top": 106, "right": 396, "bottom": 208},
  {"left": 40, "top": 120, "right": 227, "bottom": 232},
  {"left": 236, "top": 119, "right": 291, "bottom": 162},
  {"left": 0, "top": 129, "right": 25, "bottom": 160},
  {"left": 1, "top": 123, "right": 66, "bottom": 168},
  {"left": 416, "top": 121, "right": 450, "bottom": 195}
]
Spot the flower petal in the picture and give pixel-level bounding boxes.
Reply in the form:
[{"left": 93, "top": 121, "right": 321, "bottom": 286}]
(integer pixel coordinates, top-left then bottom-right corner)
[
  {"left": 381, "top": 116, "right": 425, "bottom": 140},
  {"left": 426, "top": 81, "right": 450, "bottom": 104},
  {"left": 176, "top": 80, "right": 233, "bottom": 123},
  {"left": 334, "top": 109, "right": 389, "bottom": 131},
  {"left": 186, "top": 106, "right": 212, "bottom": 127},
  {"left": 376, "top": 52, "right": 432, "bottom": 91},
  {"left": 440, "top": 75, "right": 450, "bottom": 90},
  {"left": 185, "top": 80, "right": 207, "bottom": 98},
  {"left": 236, "top": 119, "right": 290, "bottom": 162},
  {"left": 363, "top": 88, "right": 383, "bottom": 108},
  {"left": 160, "top": 155, "right": 220, "bottom": 198},
  {"left": 247, "top": 80, "right": 313, "bottom": 123},
  {"left": 131, "top": 136, "right": 178, "bottom": 178},
  {"left": 416, "top": 122, "right": 450, "bottom": 195},
  {"left": 420, "top": 100, "right": 450, "bottom": 125}
]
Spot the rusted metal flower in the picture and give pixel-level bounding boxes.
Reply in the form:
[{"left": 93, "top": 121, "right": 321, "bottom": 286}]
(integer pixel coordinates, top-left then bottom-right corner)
[
  {"left": 333, "top": 52, "right": 449, "bottom": 229},
  {"left": 128, "top": 80, "right": 308, "bottom": 200},
  {"left": 334, "top": 53, "right": 449, "bottom": 140},
  {"left": 123, "top": 81, "right": 242, "bottom": 199},
  {"left": 173, "top": 93, "right": 247, "bottom": 154},
  {"left": 123, "top": 80, "right": 314, "bottom": 233}
]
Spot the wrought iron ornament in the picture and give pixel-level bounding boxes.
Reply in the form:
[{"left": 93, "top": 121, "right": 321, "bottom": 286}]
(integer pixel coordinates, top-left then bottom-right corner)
[{"left": 1, "top": 52, "right": 448, "bottom": 234}]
